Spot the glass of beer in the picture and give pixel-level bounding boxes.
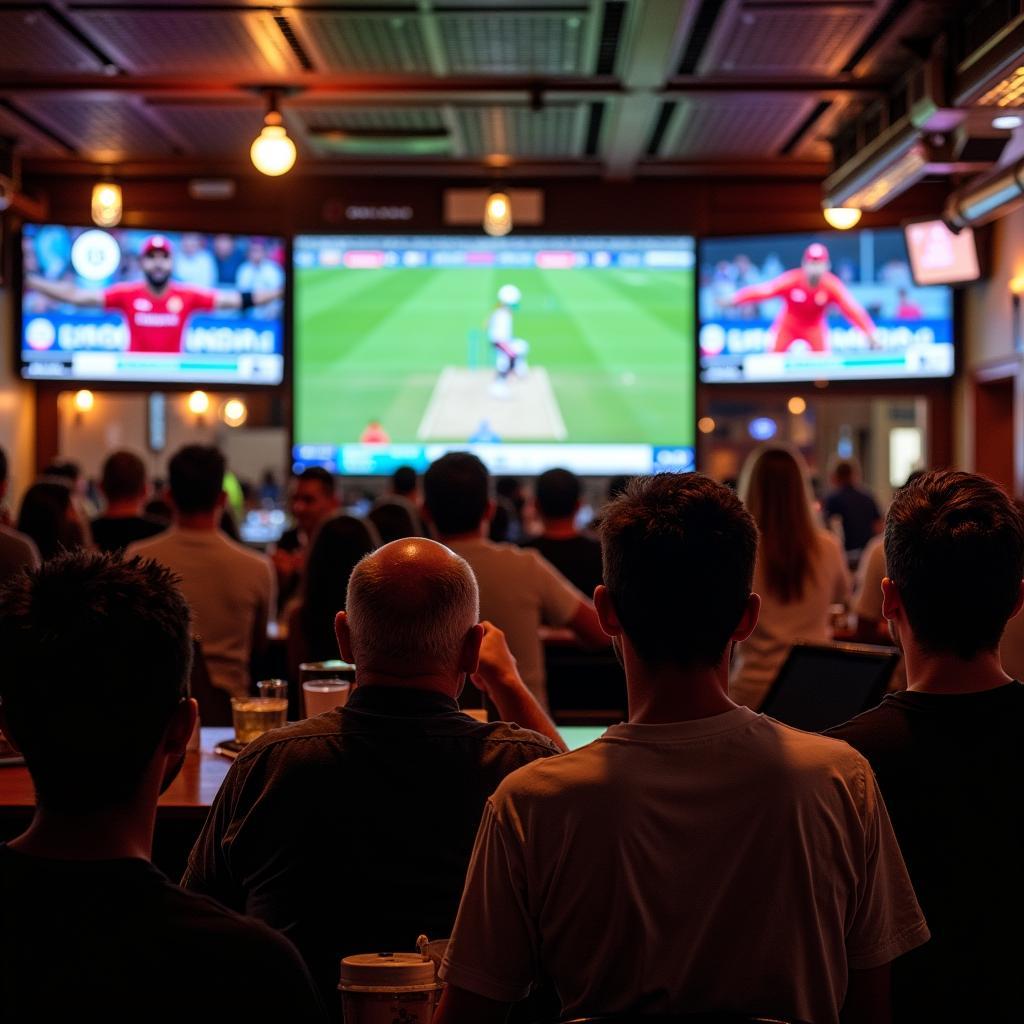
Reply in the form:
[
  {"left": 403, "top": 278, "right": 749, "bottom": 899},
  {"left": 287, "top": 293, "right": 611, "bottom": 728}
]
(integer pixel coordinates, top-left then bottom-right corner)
[
  {"left": 299, "top": 660, "right": 355, "bottom": 719},
  {"left": 230, "top": 696, "right": 288, "bottom": 745}
]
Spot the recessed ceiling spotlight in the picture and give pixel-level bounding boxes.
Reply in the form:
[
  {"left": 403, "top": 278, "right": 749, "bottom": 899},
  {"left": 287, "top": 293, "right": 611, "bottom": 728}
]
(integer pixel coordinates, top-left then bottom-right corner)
[{"left": 993, "top": 114, "right": 1023, "bottom": 130}]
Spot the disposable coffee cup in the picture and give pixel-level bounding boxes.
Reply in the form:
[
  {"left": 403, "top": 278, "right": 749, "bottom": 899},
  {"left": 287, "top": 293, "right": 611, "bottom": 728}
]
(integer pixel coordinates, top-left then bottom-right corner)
[{"left": 339, "top": 952, "right": 439, "bottom": 1024}]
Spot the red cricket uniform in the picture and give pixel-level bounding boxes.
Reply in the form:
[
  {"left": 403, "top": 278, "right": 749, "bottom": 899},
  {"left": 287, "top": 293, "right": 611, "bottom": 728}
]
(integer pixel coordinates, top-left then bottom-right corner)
[
  {"left": 730, "top": 269, "right": 876, "bottom": 353},
  {"left": 103, "top": 282, "right": 216, "bottom": 354}
]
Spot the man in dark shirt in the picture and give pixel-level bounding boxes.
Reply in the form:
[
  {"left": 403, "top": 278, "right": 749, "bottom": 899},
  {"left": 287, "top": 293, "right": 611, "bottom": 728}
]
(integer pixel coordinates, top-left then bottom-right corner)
[
  {"left": 0, "top": 550, "right": 324, "bottom": 1021},
  {"left": 523, "top": 467, "right": 602, "bottom": 598},
  {"left": 91, "top": 449, "right": 165, "bottom": 552},
  {"left": 272, "top": 466, "right": 339, "bottom": 602},
  {"left": 823, "top": 459, "right": 881, "bottom": 561},
  {"left": 829, "top": 469, "right": 1024, "bottom": 1022},
  {"left": 183, "top": 537, "right": 564, "bottom": 1008}
]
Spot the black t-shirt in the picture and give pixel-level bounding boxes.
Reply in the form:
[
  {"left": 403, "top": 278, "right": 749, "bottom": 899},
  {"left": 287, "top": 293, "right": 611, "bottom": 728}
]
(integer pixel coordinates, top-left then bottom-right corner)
[
  {"left": 827, "top": 683, "right": 1024, "bottom": 1021},
  {"left": 823, "top": 485, "right": 880, "bottom": 553},
  {"left": 0, "top": 844, "right": 326, "bottom": 1022},
  {"left": 90, "top": 515, "right": 166, "bottom": 553},
  {"left": 522, "top": 534, "right": 603, "bottom": 598},
  {"left": 183, "top": 685, "right": 560, "bottom": 1008}
]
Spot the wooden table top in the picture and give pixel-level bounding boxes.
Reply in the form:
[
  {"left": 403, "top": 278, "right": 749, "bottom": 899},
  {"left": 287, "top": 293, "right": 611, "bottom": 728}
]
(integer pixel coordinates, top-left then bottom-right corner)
[
  {"left": 0, "top": 727, "right": 236, "bottom": 816},
  {"left": 0, "top": 724, "right": 607, "bottom": 816}
]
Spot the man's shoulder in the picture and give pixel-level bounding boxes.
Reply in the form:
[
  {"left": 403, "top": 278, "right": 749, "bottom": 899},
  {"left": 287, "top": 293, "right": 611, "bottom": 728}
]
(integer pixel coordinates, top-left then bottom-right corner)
[
  {"left": 0, "top": 524, "right": 39, "bottom": 560},
  {"left": 476, "top": 720, "right": 563, "bottom": 758},
  {"left": 125, "top": 528, "right": 173, "bottom": 558},
  {"left": 825, "top": 697, "right": 906, "bottom": 756}
]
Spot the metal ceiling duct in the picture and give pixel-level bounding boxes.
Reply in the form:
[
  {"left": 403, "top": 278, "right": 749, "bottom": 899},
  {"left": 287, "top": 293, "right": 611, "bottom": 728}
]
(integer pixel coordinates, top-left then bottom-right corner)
[{"left": 944, "top": 155, "right": 1024, "bottom": 228}]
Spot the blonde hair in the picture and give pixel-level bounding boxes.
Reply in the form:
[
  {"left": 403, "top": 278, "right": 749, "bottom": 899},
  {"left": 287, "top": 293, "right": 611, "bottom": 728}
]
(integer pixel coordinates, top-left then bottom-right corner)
[{"left": 739, "top": 444, "right": 821, "bottom": 604}]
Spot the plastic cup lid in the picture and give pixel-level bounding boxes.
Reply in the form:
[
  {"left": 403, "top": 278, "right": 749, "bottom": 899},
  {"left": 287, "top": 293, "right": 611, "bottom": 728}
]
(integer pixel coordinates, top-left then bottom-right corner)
[{"left": 340, "top": 953, "right": 436, "bottom": 989}]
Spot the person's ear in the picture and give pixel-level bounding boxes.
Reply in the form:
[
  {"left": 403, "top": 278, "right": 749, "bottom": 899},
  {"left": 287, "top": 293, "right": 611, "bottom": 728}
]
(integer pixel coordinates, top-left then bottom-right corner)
[
  {"left": 594, "top": 585, "right": 619, "bottom": 638},
  {"left": 731, "top": 592, "right": 761, "bottom": 644},
  {"left": 484, "top": 499, "right": 497, "bottom": 524},
  {"left": 335, "top": 611, "right": 355, "bottom": 664},
  {"left": 459, "top": 623, "right": 485, "bottom": 675},
  {"left": 881, "top": 577, "right": 902, "bottom": 621},
  {"left": 216, "top": 490, "right": 228, "bottom": 510},
  {"left": 164, "top": 697, "right": 197, "bottom": 757},
  {"left": 1010, "top": 580, "right": 1024, "bottom": 621}
]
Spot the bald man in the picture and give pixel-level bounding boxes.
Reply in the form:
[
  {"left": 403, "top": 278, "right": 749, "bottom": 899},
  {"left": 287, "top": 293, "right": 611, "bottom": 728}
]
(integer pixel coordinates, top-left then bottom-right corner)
[{"left": 183, "top": 539, "right": 564, "bottom": 1010}]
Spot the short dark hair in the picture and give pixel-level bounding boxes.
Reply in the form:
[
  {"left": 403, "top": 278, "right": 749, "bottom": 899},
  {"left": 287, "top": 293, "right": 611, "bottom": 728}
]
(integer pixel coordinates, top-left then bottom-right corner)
[
  {"left": 392, "top": 465, "right": 417, "bottom": 497},
  {"left": 16, "top": 481, "right": 78, "bottom": 561},
  {"left": 885, "top": 470, "right": 1024, "bottom": 659},
  {"left": 424, "top": 453, "right": 489, "bottom": 535},
  {"left": 600, "top": 473, "right": 757, "bottom": 667},
  {"left": 833, "top": 459, "right": 855, "bottom": 485},
  {"left": 43, "top": 460, "right": 80, "bottom": 484},
  {"left": 536, "top": 468, "right": 581, "bottom": 520},
  {"left": 0, "top": 550, "right": 193, "bottom": 811},
  {"left": 101, "top": 450, "right": 148, "bottom": 502},
  {"left": 297, "top": 466, "right": 335, "bottom": 496},
  {"left": 168, "top": 445, "right": 225, "bottom": 515}
]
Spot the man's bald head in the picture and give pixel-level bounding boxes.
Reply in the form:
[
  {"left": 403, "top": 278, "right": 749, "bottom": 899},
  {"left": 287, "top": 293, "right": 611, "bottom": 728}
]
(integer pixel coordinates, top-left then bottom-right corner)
[{"left": 345, "top": 538, "right": 480, "bottom": 674}]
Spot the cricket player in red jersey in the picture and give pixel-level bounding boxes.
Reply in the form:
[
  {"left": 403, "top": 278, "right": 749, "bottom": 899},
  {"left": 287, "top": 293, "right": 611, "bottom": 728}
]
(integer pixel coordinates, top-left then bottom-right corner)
[
  {"left": 27, "top": 235, "right": 283, "bottom": 353},
  {"left": 726, "top": 243, "right": 878, "bottom": 353}
]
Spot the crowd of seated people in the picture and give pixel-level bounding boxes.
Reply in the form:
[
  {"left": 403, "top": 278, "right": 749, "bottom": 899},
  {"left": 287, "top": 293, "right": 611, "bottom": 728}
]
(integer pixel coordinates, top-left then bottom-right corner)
[{"left": 2, "top": 437, "right": 1023, "bottom": 1022}]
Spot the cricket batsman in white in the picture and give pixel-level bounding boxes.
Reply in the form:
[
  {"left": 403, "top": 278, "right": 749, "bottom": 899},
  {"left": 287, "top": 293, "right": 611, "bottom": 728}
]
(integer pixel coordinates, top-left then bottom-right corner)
[{"left": 488, "top": 284, "right": 530, "bottom": 397}]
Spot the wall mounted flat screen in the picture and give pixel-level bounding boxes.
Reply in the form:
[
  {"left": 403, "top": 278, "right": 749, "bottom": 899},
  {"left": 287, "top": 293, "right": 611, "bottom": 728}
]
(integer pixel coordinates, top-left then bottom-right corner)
[
  {"left": 292, "top": 235, "right": 696, "bottom": 476},
  {"left": 21, "top": 225, "right": 285, "bottom": 385},
  {"left": 904, "top": 219, "right": 980, "bottom": 286},
  {"left": 699, "top": 227, "right": 954, "bottom": 383}
]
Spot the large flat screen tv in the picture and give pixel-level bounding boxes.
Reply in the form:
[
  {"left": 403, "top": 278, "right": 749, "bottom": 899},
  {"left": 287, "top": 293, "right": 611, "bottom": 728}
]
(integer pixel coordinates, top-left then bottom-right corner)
[
  {"left": 699, "top": 227, "right": 954, "bottom": 383},
  {"left": 21, "top": 224, "right": 285, "bottom": 385},
  {"left": 292, "top": 235, "right": 696, "bottom": 476}
]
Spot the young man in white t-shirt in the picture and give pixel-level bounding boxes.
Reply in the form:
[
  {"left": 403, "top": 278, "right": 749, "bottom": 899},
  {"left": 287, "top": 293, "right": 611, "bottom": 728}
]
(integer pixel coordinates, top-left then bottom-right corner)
[
  {"left": 129, "top": 445, "right": 274, "bottom": 698},
  {"left": 423, "top": 453, "right": 607, "bottom": 707},
  {"left": 436, "top": 472, "right": 928, "bottom": 1024}
]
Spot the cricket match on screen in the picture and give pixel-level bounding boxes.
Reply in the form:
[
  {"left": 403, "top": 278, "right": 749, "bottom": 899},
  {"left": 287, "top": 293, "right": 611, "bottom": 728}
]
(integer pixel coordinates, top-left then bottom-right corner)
[{"left": 292, "top": 236, "right": 696, "bottom": 476}]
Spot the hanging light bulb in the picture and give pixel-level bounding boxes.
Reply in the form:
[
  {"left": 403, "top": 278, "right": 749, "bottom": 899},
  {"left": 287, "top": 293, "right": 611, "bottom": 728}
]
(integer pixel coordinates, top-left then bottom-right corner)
[
  {"left": 483, "top": 191, "right": 512, "bottom": 237},
  {"left": 73, "top": 389, "right": 95, "bottom": 413},
  {"left": 91, "top": 182, "right": 122, "bottom": 227},
  {"left": 250, "top": 95, "right": 296, "bottom": 177},
  {"left": 822, "top": 207, "right": 862, "bottom": 230}
]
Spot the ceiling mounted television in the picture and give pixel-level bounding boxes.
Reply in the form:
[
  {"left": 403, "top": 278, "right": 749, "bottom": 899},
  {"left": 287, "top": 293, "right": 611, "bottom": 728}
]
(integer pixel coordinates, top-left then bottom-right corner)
[
  {"left": 292, "top": 235, "right": 696, "bottom": 476},
  {"left": 699, "top": 227, "right": 954, "bottom": 384},
  {"left": 904, "top": 219, "right": 980, "bottom": 286},
  {"left": 20, "top": 224, "right": 285, "bottom": 385}
]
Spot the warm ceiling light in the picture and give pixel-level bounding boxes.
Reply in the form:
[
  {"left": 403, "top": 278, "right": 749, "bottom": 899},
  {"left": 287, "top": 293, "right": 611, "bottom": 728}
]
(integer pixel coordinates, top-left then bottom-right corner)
[
  {"left": 1010, "top": 275, "right": 1024, "bottom": 296},
  {"left": 91, "top": 182, "right": 122, "bottom": 227},
  {"left": 822, "top": 207, "right": 862, "bottom": 230},
  {"left": 221, "top": 398, "right": 248, "bottom": 428},
  {"left": 187, "top": 390, "right": 210, "bottom": 416},
  {"left": 73, "top": 389, "right": 95, "bottom": 413},
  {"left": 250, "top": 97, "right": 296, "bottom": 177},
  {"left": 993, "top": 114, "right": 1024, "bottom": 130},
  {"left": 697, "top": 416, "right": 716, "bottom": 434},
  {"left": 787, "top": 396, "right": 807, "bottom": 415},
  {"left": 483, "top": 191, "right": 512, "bottom": 237}
]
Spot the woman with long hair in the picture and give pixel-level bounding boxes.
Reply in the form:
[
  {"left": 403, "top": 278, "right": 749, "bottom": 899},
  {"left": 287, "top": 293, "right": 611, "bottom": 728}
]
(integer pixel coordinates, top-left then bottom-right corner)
[
  {"left": 17, "top": 481, "right": 88, "bottom": 562},
  {"left": 731, "top": 445, "right": 849, "bottom": 709},
  {"left": 287, "top": 514, "right": 379, "bottom": 678}
]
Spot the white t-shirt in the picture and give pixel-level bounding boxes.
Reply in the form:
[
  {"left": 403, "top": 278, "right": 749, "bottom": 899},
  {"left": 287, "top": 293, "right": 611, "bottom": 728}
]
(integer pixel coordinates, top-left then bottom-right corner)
[
  {"left": 731, "top": 528, "right": 850, "bottom": 709},
  {"left": 487, "top": 307, "right": 513, "bottom": 344},
  {"left": 448, "top": 538, "right": 583, "bottom": 704},
  {"left": 441, "top": 708, "right": 928, "bottom": 1024},
  {"left": 128, "top": 527, "right": 275, "bottom": 698}
]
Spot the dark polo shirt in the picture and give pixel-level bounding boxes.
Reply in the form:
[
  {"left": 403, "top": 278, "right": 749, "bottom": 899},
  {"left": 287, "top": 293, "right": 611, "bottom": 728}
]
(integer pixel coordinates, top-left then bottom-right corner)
[{"left": 183, "top": 684, "right": 559, "bottom": 1007}]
